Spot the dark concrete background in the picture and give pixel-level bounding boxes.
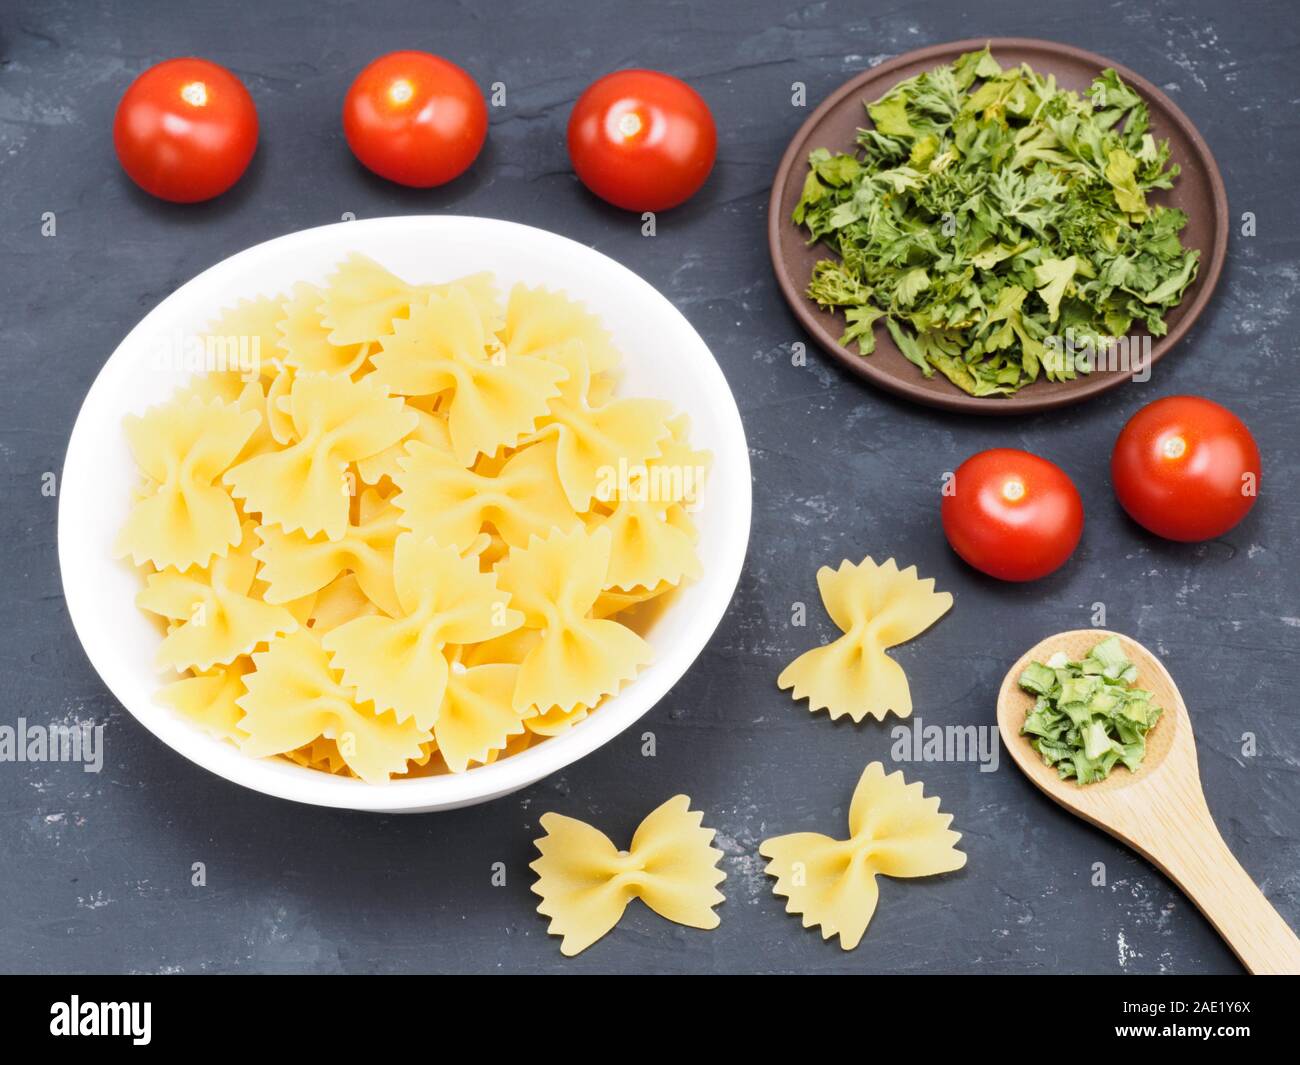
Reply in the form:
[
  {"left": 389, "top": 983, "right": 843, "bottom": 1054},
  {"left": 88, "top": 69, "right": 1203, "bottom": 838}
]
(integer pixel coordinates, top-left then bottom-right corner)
[{"left": 1, "top": 0, "right": 1296, "bottom": 974}]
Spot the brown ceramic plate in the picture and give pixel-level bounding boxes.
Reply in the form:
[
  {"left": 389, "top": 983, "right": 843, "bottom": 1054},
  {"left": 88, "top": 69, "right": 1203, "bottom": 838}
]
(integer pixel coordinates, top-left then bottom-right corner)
[{"left": 768, "top": 38, "right": 1228, "bottom": 414}]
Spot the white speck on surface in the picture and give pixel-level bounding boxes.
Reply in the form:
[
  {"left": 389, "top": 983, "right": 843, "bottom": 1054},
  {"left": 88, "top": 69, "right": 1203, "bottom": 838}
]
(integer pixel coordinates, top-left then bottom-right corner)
[{"left": 1117, "top": 930, "right": 1139, "bottom": 968}]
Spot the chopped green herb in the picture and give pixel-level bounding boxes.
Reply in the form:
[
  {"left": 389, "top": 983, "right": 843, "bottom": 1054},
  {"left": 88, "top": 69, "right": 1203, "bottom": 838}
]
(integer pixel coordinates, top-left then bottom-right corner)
[
  {"left": 1017, "top": 636, "right": 1162, "bottom": 785},
  {"left": 792, "top": 47, "right": 1199, "bottom": 397}
]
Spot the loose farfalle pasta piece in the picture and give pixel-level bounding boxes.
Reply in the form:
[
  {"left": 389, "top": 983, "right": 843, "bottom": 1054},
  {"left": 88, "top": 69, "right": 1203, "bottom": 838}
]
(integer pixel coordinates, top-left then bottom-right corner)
[
  {"left": 223, "top": 371, "right": 416, "bottom": 540},
  {"left": 450, "top": 646, "right": 556, "bottom": 740},
  {"left": 307, "top": 573, "right": 380, "bottom": 633},
  {"left": 458, "top": 530, "right": 497, "bottom": 567},
  {"left": 498, "top": 283, "right": 620, "bottom": 375},
  {"left": 319, "top": 253, "right": 421, "bottom": 346},
  {"left": 237, "top": 629, "right": 429, "bottom": 785},
  {"left": 461, "top": 626, "right": 540, "bottom": 668},
  {"left": 114, "top": 395, "right": 262, "bottom": 571},
  {"left": 254, "top": 488, "right": 402, "bottom": 616},
  {"left": 431, "top": 272, "right": 502, "bottom": 335},
  {"left": 371, "top": 286, "right": 567, "bottom": 465},
  {"left": 592, "top": 580, "right": 675, "bottom": 619},
  {"left": 589, "top": 416, "right": 709, "bottom": 590},
  {"left": 178, "top": 367, "right": 255, "bottom": 407},
  {"left": 393, "top": 437, "right": 578, "bottom": 551},
  {"left": 495, "top": 526, "right": 652, "bottom": 715},
  {"left": 322, "top": 532, "right": 523, "bottom": 730},
  {"left": 531, "top": 341, "right": 673, "bottom": 511},
  {"left": 319, "top": 253, "right": 501, "bottom": 346},
  {"left": 434, "top": 659, "right": 527, "bottom": 773},
  {"left": 263, "top": 363, "right": 297, "bottom": 445},
  {"left": 594, "top": 504, "right": 700, "bottom": 593},
  {"left": 155, "top": 656, "right": 254, "bottom": 741},
  {"left": 284, "top": 737, "right": 352, "bottom": 775},
  {"left": 356, "top": 406, "right": 451, "bottom": 488},
  {"left": 249, "top": 576, "right": 316, "bottom": 628},
  {"left": 178, "top": 373, "right": 278, "bottom": 466},
  {"left": 278, "top": 281, "right": 371, "bottom": 377},
  {"left": 760, "top": 762, "right": 965, "bottom": 950},
  {"left": 530, "top": 795, "right": 725, "bottom": 956},
  {"left": 778, "top": 556, "right": 953, "bottom": 722},
  {"left": 525, "top": 701, "right": 590, "bottom": 736},
  {"left": 136, "top": 523, "right": 298, "bottom": 673},
  {"left": 203, "top": 295, "right": 287, "bottom": 383}
]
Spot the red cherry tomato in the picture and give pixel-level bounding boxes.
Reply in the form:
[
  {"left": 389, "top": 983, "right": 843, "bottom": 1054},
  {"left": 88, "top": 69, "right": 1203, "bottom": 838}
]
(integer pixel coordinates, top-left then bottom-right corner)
[
  {"left": 343, "top": 51, "right": 487, "bottom": 188},
  {"left": 942, "top": 449, "right": 1084, "bottom": 582},
  {"left": 114, "top": 58, "right": 258, "bottom": 203},
  {"left": 1111, "top": 395, "right": 1260, "bottom": 542},
  {"left": 567, "top": 69, "right": 716, "bottom": 212}
]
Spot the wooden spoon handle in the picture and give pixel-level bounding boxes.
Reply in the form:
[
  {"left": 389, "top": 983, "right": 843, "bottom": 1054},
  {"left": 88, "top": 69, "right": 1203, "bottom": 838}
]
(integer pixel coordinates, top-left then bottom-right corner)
[{"left": 1139, "top": 808, "right": 1300, "bottom": 974}]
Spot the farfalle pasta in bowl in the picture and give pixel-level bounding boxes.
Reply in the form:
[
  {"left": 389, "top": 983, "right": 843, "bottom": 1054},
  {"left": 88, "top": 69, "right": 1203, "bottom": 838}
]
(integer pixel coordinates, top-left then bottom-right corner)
[{"left": 60, "top": 217, "right": 751, "bottom": 811}]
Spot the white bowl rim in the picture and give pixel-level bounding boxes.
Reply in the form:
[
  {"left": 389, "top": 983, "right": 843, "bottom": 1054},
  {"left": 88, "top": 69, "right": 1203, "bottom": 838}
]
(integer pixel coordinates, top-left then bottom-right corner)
[{"left": 58, "top": 215, "right": 752, "bottom": 813}]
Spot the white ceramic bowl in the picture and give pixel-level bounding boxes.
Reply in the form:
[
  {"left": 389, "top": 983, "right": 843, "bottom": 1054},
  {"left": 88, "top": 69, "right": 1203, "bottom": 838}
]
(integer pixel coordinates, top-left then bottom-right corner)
[{"left": 59, "top": 216, "right": 751, "bottom": 812}]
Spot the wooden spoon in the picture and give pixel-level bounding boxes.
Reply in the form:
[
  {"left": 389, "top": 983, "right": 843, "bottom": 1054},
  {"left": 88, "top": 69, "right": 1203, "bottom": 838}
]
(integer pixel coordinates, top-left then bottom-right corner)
[{"left": 997, "top": 629, "right": 1300, "bottom": 974}]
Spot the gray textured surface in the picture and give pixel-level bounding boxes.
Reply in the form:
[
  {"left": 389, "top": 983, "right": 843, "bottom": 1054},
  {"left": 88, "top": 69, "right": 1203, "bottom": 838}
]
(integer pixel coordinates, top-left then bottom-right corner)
[{"left": 1, "top": 0, "right": 1297, "bottom": 974}]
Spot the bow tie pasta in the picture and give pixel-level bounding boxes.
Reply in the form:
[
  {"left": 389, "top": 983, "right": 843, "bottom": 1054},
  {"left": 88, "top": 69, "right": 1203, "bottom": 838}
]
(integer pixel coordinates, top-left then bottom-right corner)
[
  {"left": 223, "top": 371, "right": 416, "bottom": 540},
  {"left": 761, "top": 762, "right": 966, "bottom": 950},
  {"left": 531, "top": 795, "right": 726, "bottom": 956},
  {"left": 370, "top": 286, "right": 567, "bottom": 466},
  {"left": 779, "top": 556, "right": 953, "bottom": 722},
  {"left": 114, "top": 395, "right": 262, "bottom": 572},
  {"left": 117, "top": 255, "right": 707, "bottom": 782}
]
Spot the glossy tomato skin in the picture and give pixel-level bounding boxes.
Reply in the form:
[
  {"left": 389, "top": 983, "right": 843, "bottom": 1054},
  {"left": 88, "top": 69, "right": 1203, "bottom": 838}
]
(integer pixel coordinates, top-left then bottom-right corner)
[
  {"left": 343, "top": 51, "right": 487, "bottom": 188},
  {"left": 942, "top": 449, "right": 1084, "bottom": 582},
  {"left": 1111, "top": 395, "right": 1260, "bottom": 542},
  {"left": 114, "top": 58, "right": 259, "bottom": 203},
  {"left": 567, "top": 70, "right": 716, "bottom": 212}
]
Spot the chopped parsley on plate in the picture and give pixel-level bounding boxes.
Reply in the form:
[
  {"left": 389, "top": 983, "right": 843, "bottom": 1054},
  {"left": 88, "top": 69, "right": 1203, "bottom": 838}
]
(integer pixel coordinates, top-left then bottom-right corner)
[{"left": 793, "top": 47, "right": 1200, "bottom": 397}]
